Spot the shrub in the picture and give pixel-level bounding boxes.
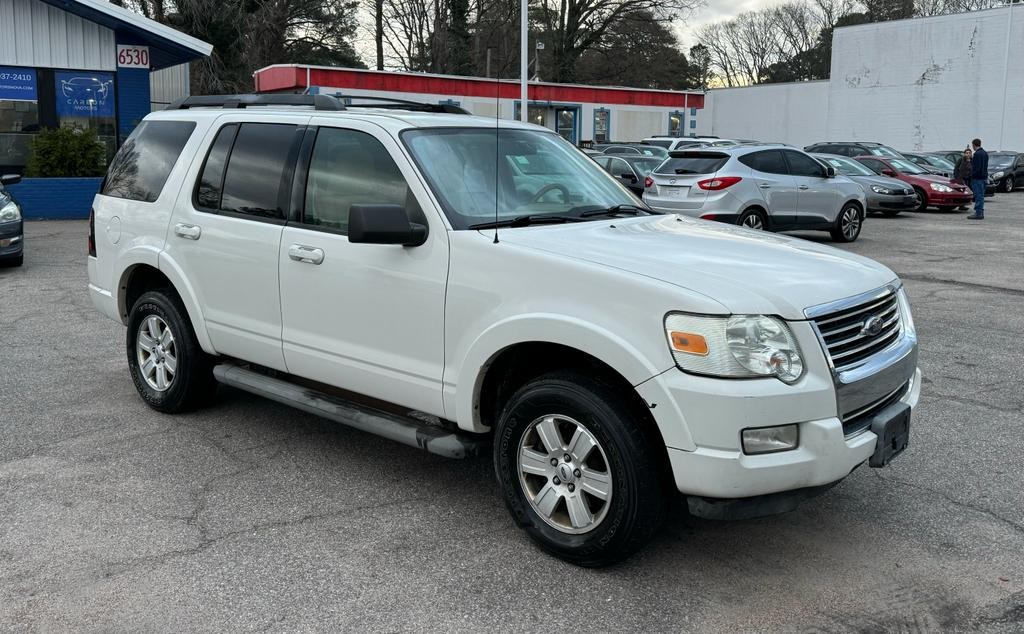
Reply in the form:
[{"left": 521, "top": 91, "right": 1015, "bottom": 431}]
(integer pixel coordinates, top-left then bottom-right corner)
[{"left": 24, "top": 126, "right": 107, "bottom": 178}]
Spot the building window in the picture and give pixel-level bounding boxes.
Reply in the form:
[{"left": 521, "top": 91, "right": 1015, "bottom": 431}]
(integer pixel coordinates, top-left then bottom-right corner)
[
  {"left": 0, "top": 66, "right": 40, "bottom": 170},
  {"left": 690, "top": 119, "right": 697, "bottom": 129},
  {"left": 593, "top": 108, "right": 610, "bottom": 143},
  {"left": 690, "top": 107, "right": 697, "bottom": 116},
  {"left": 55, "top": 70, "right": 117, "bottom": 162},
  {"left": 668, "top": 110, "right": 684, "bottom": 137}
]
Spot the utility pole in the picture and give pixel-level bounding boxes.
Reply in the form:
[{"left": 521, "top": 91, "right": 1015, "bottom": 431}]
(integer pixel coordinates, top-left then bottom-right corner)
[{"left": 519, "top": 0, "right": 527, "bottom": 122}]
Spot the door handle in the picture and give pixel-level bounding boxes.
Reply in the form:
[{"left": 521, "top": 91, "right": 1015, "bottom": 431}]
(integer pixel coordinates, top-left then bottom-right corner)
[
  {"left": 288, "top": 244, "right": 325, "bottom": 265},
  {"left": 758, "top": 183, "right": 771, "bottom": 189},
  {"left": 174, "top": 223, "right": 201, "bottom": 240},
  {"left": 798, "top": 185, "right": 809, "bottom": 190}
]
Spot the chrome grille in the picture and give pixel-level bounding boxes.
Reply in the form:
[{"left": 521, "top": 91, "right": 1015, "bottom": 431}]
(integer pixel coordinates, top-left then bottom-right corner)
[{"left": 811, "top": 289, "right": 902, "bottom": 372}]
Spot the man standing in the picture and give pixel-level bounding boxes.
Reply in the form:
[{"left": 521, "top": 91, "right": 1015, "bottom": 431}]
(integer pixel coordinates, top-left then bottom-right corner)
[{"left": 967, "top": 138, "right": 988, "bottom": 220}]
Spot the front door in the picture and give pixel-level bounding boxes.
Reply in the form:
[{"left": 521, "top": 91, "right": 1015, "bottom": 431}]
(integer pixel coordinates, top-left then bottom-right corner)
[
  {"left": 555, "top": 108, "right": 576, "bottom": 144},
  {"left": 783, "top": 150, "right": 837, "bottom": 227},
  {"left": 278, "top": 119, "right": 449, "bottom": 417},
  {"left": 164, "top": 115, "right": 309, "bottom": 371}
]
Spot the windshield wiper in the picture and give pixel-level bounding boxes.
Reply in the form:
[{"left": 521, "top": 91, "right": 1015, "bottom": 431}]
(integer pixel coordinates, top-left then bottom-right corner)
[
  {"left": 469, "top": 214, "right": 581, "bottom": 230},
  {"left": 578, "top": 204, "right": 656, "bottom": 218}
]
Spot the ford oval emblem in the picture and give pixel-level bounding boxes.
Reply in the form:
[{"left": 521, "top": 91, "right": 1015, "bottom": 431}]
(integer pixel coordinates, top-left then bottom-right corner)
[
  {"left": 861, "top": 315, "right": 885, "bottom": 337},
  {"left": 670, "top": 179, "right": 677, "bottom": 184}
]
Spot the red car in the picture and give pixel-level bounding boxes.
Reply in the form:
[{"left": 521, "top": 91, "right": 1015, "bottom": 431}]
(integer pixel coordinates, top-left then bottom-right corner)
[{"left": 855, "top": 155, "right": 973, "bottom": 211}]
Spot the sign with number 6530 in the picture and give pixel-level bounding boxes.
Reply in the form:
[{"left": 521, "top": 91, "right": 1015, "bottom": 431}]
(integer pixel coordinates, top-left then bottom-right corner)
[{"left": 117, "top": 45, "right": 150, "bottom": 69}]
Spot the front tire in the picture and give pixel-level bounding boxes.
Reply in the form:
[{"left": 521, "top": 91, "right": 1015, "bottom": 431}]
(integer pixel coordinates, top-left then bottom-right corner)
[
  {"left": 1004, "top": 176, "right": 1014, "bottom": 193},
  {"left": 127, "top": 290, "right": 215, "bottom": 413},
  {"left": 913, "top": 187, "right": 928, "bottom": 212},
  {"left": 494, "top": 371, "right": 667, "bottom": 567},
  {"left": 830, "top": 203, "right": 863, "bottom": 242}
]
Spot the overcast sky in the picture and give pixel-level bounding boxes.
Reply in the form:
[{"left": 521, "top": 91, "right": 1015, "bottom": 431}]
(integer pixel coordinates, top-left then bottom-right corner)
[{"left": 675, "top": 0, "right": 792, "bottom": 49}]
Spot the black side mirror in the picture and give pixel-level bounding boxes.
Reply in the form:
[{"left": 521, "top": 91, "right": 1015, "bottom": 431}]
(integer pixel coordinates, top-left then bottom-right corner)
[
  {"left": 348, "top": 204, "right": 427, "bottom": 247},
  {"left": 1, "top": 174, "right": 22, "bottom": 186},
  {"left": 824, "top": 166, "right": 836, "bottom": 178}
]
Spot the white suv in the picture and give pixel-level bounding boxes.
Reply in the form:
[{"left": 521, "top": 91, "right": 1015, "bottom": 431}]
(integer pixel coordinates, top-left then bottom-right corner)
[{"left": 88, "top": 94, "right": 920, "bottom": 567}]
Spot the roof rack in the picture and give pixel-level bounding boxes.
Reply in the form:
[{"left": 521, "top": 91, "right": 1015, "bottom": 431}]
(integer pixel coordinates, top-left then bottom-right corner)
[
  {"left": 328, "top": 94, "right": 470, "bottom": 115},
  {"left": 167, "top": 94, "right": 344, "bottom": 111}
]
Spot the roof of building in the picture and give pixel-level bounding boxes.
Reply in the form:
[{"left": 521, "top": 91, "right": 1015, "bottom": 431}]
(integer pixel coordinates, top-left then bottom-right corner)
[
  {"left": 38, "top": 0, "right": 212, "bottom": 69},
  {"left": 254, "top": 64, "right": 705, "bottom": 109}
]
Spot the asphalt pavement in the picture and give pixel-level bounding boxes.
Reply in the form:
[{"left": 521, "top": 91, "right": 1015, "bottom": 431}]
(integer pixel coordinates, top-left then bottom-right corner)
[{"left": 1, "top": 197, "right": 1022, "bottom": 632}]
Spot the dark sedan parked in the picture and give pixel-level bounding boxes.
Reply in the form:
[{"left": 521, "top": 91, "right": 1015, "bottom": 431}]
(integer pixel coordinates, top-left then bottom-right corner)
[
  {"left": 592, "top": 154, "right": 665, "bottom": 195},
  {"left": 988, "top": 152, "right": 1024, "bottom": 193},
  {"left": 804, "top": 141, "right": 904, "bottom": 159},
  {"left": 932, "top": 151, "right": 996, "bottom": 196},
  {"left": 0, "top": 174, "right": 24, "bottom": 267}
]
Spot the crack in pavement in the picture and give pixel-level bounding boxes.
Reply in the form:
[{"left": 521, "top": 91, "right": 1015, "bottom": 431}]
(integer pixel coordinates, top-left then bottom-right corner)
[
  {"left": 898, "top": 273, "right": 1024, "bottom": 297},
  {"left": 871, "top": 470, "right": 1024, "bottom": 538}
]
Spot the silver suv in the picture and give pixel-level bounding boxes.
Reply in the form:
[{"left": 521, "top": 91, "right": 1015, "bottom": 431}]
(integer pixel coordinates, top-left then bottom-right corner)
[{"left": 642, "top": 144, "right": 868, "bottom": 242}]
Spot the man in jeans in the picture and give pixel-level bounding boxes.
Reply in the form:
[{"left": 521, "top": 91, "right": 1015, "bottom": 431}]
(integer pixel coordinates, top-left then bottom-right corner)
[{"left": 968, "top": 138, "right": 988, "bottom": 220}]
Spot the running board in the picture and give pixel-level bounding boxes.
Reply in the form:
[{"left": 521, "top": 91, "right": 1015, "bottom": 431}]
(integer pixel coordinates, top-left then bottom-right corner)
[{"left": 212, "top": 364, "right": 487, "bottom": 459}]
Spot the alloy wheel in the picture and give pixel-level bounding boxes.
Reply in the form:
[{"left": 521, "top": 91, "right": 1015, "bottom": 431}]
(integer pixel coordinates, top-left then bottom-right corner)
[
  {"left": 842, "top": 207, "right": 861, "bottom": 240},
  {"left": 1005, "top": 177, "right": 1014, "bottom": 193},
  {"left": 517, "top": 415, "right": 613, "bottom": 534},
  {"left": 741, "top": 214, "right": 764, "bottom": 230},
  {"left": 136, "top": 315, "right": 177, "bottom": 391}
]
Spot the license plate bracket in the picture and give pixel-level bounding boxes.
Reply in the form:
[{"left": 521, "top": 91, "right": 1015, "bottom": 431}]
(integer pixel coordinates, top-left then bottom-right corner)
[{"left": 869, "top": 402, "right": 911, "bottom": 468}]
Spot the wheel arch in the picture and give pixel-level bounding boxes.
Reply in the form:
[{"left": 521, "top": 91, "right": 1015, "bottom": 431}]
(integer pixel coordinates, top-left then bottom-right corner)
[{"left": 119, "top": 258, "right": 215, "bottom": 353}]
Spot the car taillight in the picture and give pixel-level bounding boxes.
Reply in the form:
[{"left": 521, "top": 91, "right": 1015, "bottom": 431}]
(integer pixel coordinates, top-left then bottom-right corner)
[
  {"left": 697, "top": 176, "right": 742, "bottom": 191},
  {"left": 88, "top": 208, "right": 96, "bottom": 257},
  {"left": 644, "top": 176, "right": 654, "bottom": 189}
]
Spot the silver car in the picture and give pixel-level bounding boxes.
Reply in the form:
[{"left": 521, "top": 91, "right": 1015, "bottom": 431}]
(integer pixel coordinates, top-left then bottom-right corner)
[
  {"left": 813, "top": 154, "right": 918, "bottom": 217},
  {"left": 642, "top": 144, "right": 868, "bottom": 242}
]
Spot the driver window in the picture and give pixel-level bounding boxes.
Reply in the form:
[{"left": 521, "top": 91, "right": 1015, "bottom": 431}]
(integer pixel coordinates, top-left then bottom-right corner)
[{"left": 303, "top": 128, "right": 411, "bottom": 232}]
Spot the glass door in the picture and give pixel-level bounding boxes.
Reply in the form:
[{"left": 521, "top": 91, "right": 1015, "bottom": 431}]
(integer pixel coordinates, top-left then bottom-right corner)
[{"left": 555, "top": 108, "right": 576, "bottom": 144}]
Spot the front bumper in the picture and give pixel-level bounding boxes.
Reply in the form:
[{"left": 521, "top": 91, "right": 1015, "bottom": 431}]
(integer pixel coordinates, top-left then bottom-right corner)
[
  {"left": 0, "top": 219, "right": 23, "bottom": 259},
  {"left": 636, "top": 317, "right": 921, "bottom": 500},
  {"left": 928, "top": 190, "right": 973, "bottom": 205},
  {"left": 867, "top": 193, "right": 917, "bottom": 212}
]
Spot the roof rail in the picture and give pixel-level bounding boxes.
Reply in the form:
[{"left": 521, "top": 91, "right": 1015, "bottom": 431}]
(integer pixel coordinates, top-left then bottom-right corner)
[
  {"left": 328, "top": 94, "right": 470, "bottom": 115},
  {"left": 166, "top": 94, "right": 344, "bottom": 111}
]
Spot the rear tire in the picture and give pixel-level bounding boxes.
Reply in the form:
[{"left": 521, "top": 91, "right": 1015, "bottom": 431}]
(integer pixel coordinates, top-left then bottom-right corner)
[
  {"left": 737, "top": 208, "right": 768, "bottom": 231},
  {"left": 127, "top": 290, "right": 215, "bottom": 413},
  {"left": 830, "top": 203, "right": 863, "bottom": 243},
  {"left": 494, "top": 371, "right": 667, "bottom": 567}
]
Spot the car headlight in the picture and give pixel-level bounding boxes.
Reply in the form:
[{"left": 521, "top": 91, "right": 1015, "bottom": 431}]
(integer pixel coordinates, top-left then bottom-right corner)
[
  {"left": 870, "top": 185, "right": 893, "bottom": 194},
  {"left": 896, "top": 286, "right": 916, "bottom": 337},
  {"left": 0, "top": 200, "right": 21, "bottom": 223},
  {"left": 665, "top": 313, "right": 804, "bottom": 383},
  {"left": 992, "top": 171, "right": 1005, "bottom": 179},
  {"left": 929, "top": 183, "right": 952, "bottom": 192}
]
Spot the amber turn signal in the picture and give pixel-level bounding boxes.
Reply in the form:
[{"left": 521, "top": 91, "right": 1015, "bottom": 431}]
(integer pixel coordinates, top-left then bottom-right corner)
[{"left": 669, "top": 331, "right": 709, "bottom": 356}]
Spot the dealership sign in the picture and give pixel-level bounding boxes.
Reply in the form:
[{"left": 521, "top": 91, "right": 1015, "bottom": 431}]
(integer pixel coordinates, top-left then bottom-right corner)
[
  {"left": 0, "top": 66, "right": 38, "bottom": 101},
  {"left": 56, "top": 71, "right": 115, "bottom": 118}
]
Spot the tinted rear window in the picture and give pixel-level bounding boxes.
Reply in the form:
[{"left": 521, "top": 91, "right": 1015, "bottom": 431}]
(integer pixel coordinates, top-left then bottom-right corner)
[
  {"left": 102, "top": 120, "right": 196, "bottom": 202},
  {"left": 656, "top": 152, "right": 728, "bottom": 175}
]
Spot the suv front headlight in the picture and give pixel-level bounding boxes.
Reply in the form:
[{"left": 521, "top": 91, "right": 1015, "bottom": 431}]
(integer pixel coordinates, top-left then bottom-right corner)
[
  {"left": 0, "top": 200, "right": 21, "bottom": 223},
  {"left": 665, "top": 313, "right": 804, "bottom": 383}
]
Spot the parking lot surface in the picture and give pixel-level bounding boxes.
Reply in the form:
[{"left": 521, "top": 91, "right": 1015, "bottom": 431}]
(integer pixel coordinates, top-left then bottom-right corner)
[{"left": 1, "top": 199, "right": 1022, "bottom": 632}]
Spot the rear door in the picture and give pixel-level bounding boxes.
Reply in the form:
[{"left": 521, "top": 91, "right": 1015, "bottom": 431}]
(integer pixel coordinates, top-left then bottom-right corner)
[
  {"left": 277, "top": 119, "right": 449, "bottom": 416},
  {"left": 783, "top": 149, "right": 838, "bottom": 227},
  {"left": 737, "top": 150, "right": 799, "bottom": 226},
  {"left": 164, "top": 116, "right": 308, "bottom": 371}
]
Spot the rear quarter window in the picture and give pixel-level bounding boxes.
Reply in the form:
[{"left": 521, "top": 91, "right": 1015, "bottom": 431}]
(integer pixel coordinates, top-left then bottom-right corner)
[
  {"left": 101, "top": 120, "right": 196, "bottom": 202},
  {"left": 656, "top": 152, "right": 729, "bottom": 175}
]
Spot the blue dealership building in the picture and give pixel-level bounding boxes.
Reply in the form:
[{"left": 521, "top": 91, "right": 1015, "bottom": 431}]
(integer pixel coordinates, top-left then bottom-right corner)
[{"left": 1, "top": 0, "right": 211, "bottom": 217}]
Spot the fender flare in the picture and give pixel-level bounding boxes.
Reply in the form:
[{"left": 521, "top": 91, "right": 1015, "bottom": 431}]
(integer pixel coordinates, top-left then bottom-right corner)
[{"left": 452, "top": 314, "right": 669, "bottom": 433}]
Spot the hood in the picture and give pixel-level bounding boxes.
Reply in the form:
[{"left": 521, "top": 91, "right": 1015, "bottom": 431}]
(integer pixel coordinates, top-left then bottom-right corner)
[
  {"left": 499, "top": 215, "right": 897, "bottom": 320},
  {"left": 911, "top": 174, "right": 953, "bottom": 185},
  {"left": 849, "top": 175, "right": 912, "bottom": 191}
]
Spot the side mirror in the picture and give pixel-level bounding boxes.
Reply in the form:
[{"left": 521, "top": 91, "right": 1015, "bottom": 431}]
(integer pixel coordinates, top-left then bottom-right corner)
[
  {"left": 824, "top": 166, "right": 836, "bottom": 178},
  {"left": 1, "top": 174, "right": 22, "bottom": 186},
  {"left": 348, "top": 204, "right": 427, "bottom": 247},
  {"left": 881, "top": 168, "right": 896, "bottom": 177}
]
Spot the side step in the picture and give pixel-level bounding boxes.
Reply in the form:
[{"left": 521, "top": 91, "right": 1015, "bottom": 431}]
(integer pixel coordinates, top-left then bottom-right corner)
[{"left": 213, "top": 364, "right": 487, "bottom": 459}]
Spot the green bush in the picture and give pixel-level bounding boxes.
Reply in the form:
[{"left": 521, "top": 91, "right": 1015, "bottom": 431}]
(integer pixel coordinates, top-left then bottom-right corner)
[{"left": 24, "top": 126, "right": 107, "bottom": 178}]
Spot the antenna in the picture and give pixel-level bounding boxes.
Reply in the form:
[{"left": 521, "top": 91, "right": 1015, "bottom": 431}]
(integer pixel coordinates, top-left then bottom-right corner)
[{"left": 493, "top": 49, "right": 500, "bottom": 244}]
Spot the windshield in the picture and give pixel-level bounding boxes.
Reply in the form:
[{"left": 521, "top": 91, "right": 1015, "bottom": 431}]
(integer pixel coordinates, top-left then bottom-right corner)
[
  {"left": 990, "top": 154, "right": 1015, "bottom": 168},
  {"left": 927, "top": 156, "right": 955, "bottom": 170},
  {"left": 628, "top": 157, "right": 665, "bottom": 176},
  {"left": 870, "top": 146, "right": 902, "bottom": 158},
  {"left": 889, "top": 158, "right": 927, "bottom": 174},
  {"left": 819, "top": 155, "right": 874, "bottom": 177},
  {"left": 402, "top": 128, "right": 642, "bottom": 229}
]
